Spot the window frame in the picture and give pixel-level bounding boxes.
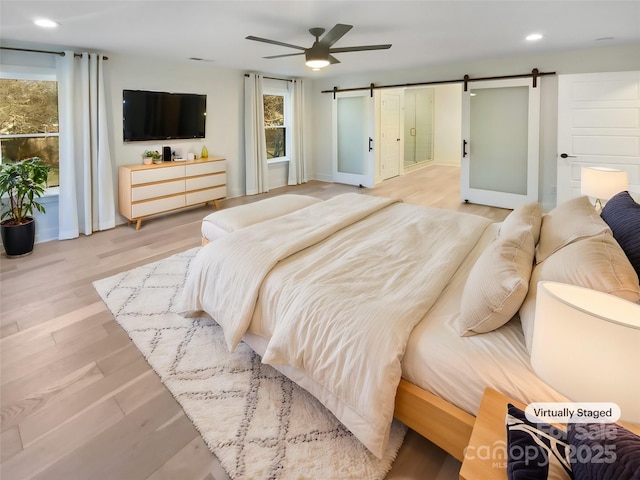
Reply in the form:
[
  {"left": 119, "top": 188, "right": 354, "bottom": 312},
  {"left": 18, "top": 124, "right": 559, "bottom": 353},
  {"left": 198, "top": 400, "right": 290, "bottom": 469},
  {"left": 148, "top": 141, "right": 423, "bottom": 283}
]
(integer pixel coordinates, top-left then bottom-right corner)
[
  {"left": 263, "top": 79, "right": 291, "bottom": 164},
  {"left": 0, "top": 67, "right": 60, "bottom": 190}
]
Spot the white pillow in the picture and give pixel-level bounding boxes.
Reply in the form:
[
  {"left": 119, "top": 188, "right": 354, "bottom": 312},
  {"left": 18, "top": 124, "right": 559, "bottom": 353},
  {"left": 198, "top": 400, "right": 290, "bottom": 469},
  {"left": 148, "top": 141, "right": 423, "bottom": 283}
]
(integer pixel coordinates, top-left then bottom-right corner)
[
  {"left": 536, "top": 196, "right": 610, "bottom": 264},
  {"left": 500, "top": 202, "right": 542, "bottom": 245},
  {"left": 458, "top": 229, "right": 535, "bottom": 336}
]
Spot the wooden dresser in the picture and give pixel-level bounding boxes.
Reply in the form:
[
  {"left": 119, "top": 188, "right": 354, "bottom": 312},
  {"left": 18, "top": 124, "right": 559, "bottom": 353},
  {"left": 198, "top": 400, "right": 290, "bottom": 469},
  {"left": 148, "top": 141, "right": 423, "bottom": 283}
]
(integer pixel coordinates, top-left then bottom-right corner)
[{"left": 118, "top": 157, "right": 226, "bottom": 229}]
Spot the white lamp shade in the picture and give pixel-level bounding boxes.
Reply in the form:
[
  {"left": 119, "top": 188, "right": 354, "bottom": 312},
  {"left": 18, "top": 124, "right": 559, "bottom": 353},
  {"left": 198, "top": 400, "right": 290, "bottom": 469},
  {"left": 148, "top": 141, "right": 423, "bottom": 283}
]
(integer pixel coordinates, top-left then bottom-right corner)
[
  {"left": 580, "top": 166, "right": 628, "bottom": 200},
  {"left": 531, "top": 281, "right": 640, "bottom": 423}
]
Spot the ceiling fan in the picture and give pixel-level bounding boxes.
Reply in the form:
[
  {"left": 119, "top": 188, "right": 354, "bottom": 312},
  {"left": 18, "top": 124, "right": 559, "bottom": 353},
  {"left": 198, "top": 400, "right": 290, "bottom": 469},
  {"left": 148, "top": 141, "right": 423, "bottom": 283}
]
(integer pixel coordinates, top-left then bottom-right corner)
[{"left": 245, "top": 24, "right": 391, "bottom": 69}]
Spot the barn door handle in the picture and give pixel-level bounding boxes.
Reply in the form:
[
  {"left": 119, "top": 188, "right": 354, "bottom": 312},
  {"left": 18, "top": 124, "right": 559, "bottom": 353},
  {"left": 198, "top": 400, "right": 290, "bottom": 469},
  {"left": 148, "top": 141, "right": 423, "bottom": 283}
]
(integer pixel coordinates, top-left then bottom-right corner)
[
  {"left": 560, "top": 153, "right": 576, "bottom": 158},
  {"left": 369, "top": 137, "right": 373, "bottom": 152},
  {"left": 462, "top": 139, "right": 468, "bottom": 157}
]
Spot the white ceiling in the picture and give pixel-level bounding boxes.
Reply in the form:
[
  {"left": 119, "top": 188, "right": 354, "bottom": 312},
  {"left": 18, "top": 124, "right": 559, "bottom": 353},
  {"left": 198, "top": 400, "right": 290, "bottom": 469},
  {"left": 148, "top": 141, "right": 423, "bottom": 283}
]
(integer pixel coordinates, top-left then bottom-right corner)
[{"left": 1, "top": 1, "right": 639, "bottom": 78}]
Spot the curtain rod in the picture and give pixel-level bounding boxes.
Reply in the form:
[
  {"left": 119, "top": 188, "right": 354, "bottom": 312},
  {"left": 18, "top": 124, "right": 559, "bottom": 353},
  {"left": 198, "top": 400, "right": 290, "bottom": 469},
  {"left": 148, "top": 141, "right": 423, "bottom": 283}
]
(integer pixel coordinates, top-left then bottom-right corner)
[
  {"left": 244, "top": 73, "right": 293, "bottom": 82},
  {"left": 1, "top": 46, "right": 109, "bottom": 60},
  {"left": 322, "top": 69, "right": 555, "bottom": 96}
]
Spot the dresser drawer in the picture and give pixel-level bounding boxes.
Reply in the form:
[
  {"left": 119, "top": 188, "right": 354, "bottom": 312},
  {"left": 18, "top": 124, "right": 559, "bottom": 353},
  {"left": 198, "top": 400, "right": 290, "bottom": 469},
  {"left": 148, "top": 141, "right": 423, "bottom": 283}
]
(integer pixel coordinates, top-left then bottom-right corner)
[
  {"left": 186, "top": 186, "right": 226, "bottom": 206},
  {"left": 131, "top": 195, "right": 185, "bottom": 218},
  {"left": 186, "top": 173, "right": 226, "bottom": 191},
  {"left": 186, "top": 160, "right": 225, "bottom": 176},
  {"left": 131, "top": 165, "right": 186, "bottom": 185},
  {"left": 132, "top": 179, "right": 185, "bottom": 201}
]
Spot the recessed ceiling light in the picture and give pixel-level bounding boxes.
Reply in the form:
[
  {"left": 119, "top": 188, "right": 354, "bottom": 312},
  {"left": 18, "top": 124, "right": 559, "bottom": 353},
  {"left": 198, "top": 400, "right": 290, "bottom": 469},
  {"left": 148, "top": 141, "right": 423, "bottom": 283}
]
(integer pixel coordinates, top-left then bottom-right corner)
[
  {"left": 526, "top": 33, "right": 543, "bottom": 42},
  {"left": 34, "top": 18, "right": 59, "bottom": 28}
]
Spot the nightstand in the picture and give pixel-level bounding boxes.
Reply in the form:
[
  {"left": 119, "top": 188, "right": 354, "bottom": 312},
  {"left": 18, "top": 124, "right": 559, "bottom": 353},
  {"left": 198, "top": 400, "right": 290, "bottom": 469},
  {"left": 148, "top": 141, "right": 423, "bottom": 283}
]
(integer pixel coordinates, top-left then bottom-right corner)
[
  {"left": 459, "top": 387, "right": 640, "bottom": 480},
  {"left": 459, "top": 388, "right": 523, "bottom": 480}
]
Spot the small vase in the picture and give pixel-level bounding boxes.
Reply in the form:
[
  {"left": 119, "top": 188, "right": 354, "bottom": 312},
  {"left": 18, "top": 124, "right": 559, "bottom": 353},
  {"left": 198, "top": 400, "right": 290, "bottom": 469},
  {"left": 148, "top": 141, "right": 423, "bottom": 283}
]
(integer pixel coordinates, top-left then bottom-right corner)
[
  {"left": 143, "top": 157, "right": 153, "bottom": 165},
  {"left": 201, "top": 145, "right": 208, "bottom": 158}
]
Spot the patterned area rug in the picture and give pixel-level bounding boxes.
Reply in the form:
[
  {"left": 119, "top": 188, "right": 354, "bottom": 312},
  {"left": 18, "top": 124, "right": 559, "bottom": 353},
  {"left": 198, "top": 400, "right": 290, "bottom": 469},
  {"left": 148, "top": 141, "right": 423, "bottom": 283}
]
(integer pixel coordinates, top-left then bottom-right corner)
[{"left": 93, "top": 248, "right": 406, "bottom": 480}]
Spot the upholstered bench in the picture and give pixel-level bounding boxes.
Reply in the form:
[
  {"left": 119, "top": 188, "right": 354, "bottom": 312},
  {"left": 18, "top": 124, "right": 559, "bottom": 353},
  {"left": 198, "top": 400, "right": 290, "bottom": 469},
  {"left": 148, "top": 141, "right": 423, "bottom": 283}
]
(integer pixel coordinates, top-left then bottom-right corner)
[{"left": 201, "top": 194, "right": 322, "bottom": 244}]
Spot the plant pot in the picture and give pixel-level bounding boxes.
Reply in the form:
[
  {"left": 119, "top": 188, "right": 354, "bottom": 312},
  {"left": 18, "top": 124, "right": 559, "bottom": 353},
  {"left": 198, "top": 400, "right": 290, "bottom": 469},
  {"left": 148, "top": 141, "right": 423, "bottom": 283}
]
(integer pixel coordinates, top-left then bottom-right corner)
[
  {"left": 143, "top": 157, "right": 153, "bottom": 165},
  {"left": 1, "top": 217, "right": 36, "bottom": 257}
]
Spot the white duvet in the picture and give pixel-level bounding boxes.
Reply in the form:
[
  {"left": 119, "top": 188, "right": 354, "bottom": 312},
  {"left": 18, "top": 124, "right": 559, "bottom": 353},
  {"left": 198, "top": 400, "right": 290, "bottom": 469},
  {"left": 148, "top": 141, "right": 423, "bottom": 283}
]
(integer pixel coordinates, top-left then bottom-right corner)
[{"left": 180, "top": 193, "right": 493, "bottom": 458}]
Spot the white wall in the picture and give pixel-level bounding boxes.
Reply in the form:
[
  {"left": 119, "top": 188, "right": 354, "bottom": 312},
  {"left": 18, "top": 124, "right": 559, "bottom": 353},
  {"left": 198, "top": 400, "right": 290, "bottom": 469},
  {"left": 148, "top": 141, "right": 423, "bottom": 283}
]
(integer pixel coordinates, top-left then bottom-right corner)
[
  {"left": 105, "top": 55, "right": 246, "bottom": 206},
  {"left": 307, "top": 43, "right": 640, "bottom": 210}
]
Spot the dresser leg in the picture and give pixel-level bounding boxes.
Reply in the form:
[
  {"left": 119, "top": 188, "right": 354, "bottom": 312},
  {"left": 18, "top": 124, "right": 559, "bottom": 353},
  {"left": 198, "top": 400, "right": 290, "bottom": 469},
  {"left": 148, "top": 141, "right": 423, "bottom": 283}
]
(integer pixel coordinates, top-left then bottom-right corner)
[
  {"left": 135, "top": 218, "right": 142, "bottom": 230},
  {"left": 213, "top": 199, "right": 221, "bottom": 210}
]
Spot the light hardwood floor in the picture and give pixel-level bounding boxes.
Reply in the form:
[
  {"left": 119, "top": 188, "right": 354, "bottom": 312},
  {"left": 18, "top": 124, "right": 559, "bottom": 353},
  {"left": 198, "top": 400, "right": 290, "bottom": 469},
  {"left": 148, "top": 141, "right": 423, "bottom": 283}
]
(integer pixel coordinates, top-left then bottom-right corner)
[{"left": 0, "top": 165, "right": 510, "bottom": 480}]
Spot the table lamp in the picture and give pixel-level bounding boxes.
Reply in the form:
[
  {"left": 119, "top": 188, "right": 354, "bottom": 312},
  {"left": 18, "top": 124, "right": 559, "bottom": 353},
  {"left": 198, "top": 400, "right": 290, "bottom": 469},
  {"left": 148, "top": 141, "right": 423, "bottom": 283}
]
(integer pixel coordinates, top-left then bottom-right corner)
[
  {"left": 580, "top": 166, "right": 628, "bottom": 210},
  {"left": 530, "top": 281, "right": 640, "bottom": 423}
]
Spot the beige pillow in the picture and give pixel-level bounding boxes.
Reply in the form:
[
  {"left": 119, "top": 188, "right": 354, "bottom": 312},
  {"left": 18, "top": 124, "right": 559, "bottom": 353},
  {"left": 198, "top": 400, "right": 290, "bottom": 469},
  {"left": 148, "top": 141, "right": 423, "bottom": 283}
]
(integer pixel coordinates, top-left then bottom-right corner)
[
  {"left": 519, "top": 232, "right": 640, "bottom": 352},
  {"left": 536, "top": 196, "right": 610, "bottom": 264},
  {"left": 500, "top": 202, "right": 542, "bottom": 245},
  {"left": 458, "top": 229, "right": 535, "bottom": 336}
]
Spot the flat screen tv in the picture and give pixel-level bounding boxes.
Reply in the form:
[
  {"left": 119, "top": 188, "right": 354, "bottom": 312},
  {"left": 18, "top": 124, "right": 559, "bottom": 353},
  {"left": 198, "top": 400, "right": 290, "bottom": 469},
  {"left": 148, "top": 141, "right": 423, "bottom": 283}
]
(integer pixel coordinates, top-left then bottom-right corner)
[{"left": 123, "top": 89, "right": 206, "bottom": 142}]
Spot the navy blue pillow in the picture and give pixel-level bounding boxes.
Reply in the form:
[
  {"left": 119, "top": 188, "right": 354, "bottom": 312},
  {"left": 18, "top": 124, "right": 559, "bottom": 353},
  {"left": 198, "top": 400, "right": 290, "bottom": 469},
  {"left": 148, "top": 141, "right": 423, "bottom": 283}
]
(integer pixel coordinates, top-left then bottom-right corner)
[
  {"left": 601, "top": 191, "right": 640, "bottom": 282},
  {"left": 506, "top": 404, "right": 573, "bottom": 479},
  {"left": 568, "top": 423, "right": 640, "bottom": 480}
]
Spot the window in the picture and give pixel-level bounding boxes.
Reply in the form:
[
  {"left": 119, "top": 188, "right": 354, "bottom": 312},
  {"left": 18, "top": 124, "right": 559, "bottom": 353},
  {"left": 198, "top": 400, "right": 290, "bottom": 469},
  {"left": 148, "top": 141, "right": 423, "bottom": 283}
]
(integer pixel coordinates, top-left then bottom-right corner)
[
  {"left": 263, "top": 79, "right": 291, "bottom": 162},
  {"left": 264, "top": 94, "right": 286, "bottom": 160},
  {"left": 0, "top": 75, "right": 60, "bottom": 187}
]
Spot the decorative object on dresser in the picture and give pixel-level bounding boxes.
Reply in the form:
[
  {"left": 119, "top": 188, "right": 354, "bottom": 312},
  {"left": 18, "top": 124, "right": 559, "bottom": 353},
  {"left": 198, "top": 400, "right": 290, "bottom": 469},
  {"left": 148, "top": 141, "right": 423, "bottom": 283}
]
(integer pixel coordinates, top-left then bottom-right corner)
[
  {"left": 0, "top": 157, "right": 49, "bottom": 257},
  {"left": 531, "top": 281, "right": 640, "bottom": 423},
  {"left": 580, "top": 166, "right": 628, "bottom": 210},
  {"left": 142, "top": 149, "right": 161, "bottom": 165},
  {"left": 118, "top": 157, "right": 226, "bottom": 230}
]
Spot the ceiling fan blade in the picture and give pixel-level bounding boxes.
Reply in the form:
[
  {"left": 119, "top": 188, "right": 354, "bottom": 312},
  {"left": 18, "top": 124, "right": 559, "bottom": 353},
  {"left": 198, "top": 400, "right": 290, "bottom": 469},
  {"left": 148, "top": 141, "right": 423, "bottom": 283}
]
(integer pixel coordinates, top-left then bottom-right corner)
[
  {"left": 263, "top": 52, "right": 305, "bottom": 59},
  {"left": 328, "top": 55, "right": 340, "bottom": 65},
  {"left": 245, "top": 35, "right": 306, "bottom": 51},
  {"left": 329, "top": 44, "right": 392, "bottom": 53},
  {"left": 319, "top": 24, "right": 353, "bottom": 47}
]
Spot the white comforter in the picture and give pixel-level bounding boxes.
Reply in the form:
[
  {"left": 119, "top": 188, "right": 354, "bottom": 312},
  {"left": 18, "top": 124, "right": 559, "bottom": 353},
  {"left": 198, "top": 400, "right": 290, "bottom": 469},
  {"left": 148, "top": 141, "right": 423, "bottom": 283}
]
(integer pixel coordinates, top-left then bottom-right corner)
[{"left": 180, "top": 193, "right": 492, "bottom": 457}]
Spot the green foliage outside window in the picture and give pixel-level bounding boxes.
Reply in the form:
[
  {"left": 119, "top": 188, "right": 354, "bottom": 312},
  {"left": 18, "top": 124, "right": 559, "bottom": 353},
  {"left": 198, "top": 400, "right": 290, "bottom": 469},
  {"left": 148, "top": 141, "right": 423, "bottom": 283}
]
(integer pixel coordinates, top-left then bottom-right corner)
[
  {"left": 0, "top": 79, "right": 60, "bottom": 187},
  {"left": 263, "top": 94, "right": 286, "bottom": 159}
]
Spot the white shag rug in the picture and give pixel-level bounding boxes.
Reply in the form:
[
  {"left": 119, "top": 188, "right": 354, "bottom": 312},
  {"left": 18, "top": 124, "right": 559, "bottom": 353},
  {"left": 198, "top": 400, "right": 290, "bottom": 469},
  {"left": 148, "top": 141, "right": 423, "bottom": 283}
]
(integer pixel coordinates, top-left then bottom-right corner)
[{"left": 93, "top": 248, "right": 406, "bottom": 480}]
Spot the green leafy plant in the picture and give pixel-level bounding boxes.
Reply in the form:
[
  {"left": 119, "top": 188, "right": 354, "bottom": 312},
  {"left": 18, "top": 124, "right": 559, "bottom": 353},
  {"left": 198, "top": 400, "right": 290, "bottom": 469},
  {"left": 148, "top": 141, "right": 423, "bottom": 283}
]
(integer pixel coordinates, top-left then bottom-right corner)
[
  {"left": 0, "top": 157, "right": 50, "bottom": 225},
  {"left": 144, "top": 150, "right": 162, "bottom": 160}
]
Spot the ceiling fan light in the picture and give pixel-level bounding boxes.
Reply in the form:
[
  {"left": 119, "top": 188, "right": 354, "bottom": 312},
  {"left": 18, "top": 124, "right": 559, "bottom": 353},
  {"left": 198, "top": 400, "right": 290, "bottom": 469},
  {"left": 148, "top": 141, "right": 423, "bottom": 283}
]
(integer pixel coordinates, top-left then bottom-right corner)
[
  {"left": 305, "top": 46, "right": 330, "bottom": 69},
  {"left": 306, "top": 58, "right": 330, "bottom": 69}
]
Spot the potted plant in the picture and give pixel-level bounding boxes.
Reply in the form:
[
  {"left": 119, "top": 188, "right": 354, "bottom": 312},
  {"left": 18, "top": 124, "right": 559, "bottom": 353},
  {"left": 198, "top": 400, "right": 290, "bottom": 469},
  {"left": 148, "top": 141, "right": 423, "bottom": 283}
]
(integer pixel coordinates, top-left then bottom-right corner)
[
  {"left": 0, "top": 157, "right": 49, "bottom": 257},
  {"left": 143, "top": 150, "right": 162, "bottom": 165}
]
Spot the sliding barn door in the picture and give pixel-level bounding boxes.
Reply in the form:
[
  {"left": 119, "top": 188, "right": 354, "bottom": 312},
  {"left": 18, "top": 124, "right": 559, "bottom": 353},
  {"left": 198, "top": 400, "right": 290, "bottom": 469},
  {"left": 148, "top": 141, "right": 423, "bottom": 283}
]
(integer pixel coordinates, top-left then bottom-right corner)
[
  {"left": 461, "top": 78, "right": 540, "bottom": 209},
  {"left": 333, "top": 90, "right": 375, "bottom": 188}
]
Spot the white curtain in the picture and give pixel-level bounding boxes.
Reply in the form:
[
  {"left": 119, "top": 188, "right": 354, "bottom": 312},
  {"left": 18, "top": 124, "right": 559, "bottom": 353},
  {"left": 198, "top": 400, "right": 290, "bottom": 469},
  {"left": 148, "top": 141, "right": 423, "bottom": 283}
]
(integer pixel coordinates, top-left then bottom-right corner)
[
  {"left": 244, "top": 73, "right": 268, "bottom": 195},
  {"left": 56, "top": 52, "right": 115, "bottom": 239},
  {"left": 288, "top": 79, "right": 307, "bottom": 185}
]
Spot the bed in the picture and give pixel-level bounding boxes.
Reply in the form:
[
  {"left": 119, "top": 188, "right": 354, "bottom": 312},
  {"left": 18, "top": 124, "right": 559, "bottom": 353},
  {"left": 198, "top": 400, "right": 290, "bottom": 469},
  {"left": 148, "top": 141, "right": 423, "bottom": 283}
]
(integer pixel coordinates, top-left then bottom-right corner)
[{"left": 179, "top": 192, "right": 640, "bottom": 461}]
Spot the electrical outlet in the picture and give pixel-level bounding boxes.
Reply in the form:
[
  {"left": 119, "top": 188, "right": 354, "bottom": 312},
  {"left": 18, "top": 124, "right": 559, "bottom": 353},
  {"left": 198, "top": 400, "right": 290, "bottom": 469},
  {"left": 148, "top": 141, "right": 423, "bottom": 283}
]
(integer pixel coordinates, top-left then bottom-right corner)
[{"left": 551, "top": 185, "right": 557, "bottom": 194}]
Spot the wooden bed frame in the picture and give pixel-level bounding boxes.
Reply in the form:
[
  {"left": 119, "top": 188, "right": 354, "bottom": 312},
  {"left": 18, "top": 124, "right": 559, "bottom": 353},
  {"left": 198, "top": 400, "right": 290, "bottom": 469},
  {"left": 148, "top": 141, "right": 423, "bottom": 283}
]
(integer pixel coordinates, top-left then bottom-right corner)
[
  {"left": 202, "top": 236, "right": 476, "bottom": 461},
  {"left": 394, "top": 379, "right": 474, "bottom": 461}
]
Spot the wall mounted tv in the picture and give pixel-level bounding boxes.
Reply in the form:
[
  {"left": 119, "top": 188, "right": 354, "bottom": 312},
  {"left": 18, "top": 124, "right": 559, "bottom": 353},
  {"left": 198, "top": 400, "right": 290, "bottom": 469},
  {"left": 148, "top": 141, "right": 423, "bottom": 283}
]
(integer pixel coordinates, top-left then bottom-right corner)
[{"left": 123, "top": 89, "right": 206, "bottom": 142}]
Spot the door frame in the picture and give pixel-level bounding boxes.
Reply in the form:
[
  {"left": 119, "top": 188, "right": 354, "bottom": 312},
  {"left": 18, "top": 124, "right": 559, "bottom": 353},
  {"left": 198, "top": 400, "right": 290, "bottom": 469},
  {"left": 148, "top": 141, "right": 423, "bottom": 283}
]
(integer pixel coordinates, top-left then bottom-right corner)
[{"left": 461, "top": 78, "right": 540, "bottom": 209}]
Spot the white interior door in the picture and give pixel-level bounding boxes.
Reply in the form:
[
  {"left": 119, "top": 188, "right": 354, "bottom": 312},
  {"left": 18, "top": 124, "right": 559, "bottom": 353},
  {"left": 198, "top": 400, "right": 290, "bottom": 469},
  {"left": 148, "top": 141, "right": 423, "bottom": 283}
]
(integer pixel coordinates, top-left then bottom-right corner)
[
  {"left": 557, "top": 71, "right": 640, "bottom": 204},
  {"left": 333, "top": 91, "right": 375, "bottom": 188},
  {"left": 380, "top": 92, "right": 401, "bottom": 180},
  {"left": 461, "top": 78, "right": 540, "bottom": 209}
]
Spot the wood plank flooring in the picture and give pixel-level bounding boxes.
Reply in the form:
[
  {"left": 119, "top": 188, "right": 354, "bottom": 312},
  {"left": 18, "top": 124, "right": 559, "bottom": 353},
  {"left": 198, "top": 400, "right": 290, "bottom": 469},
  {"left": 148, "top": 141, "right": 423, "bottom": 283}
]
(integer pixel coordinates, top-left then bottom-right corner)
[{"left": 0, "top": 165, "right": 510, "bottom": 480}]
